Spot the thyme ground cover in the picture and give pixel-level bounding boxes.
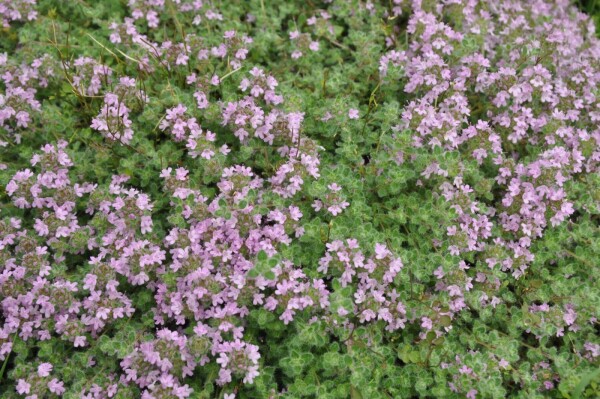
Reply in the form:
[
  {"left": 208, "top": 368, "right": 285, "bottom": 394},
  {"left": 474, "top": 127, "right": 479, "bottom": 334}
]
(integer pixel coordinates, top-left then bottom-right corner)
[{"left": 0, "top": 0, "right": 599, "bottom": 398}]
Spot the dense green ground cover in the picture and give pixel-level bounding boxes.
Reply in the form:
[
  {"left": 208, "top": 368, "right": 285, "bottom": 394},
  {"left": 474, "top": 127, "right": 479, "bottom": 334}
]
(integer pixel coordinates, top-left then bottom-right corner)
[{"left": 0, "top": 0, "right": 599, "bottom": 398}]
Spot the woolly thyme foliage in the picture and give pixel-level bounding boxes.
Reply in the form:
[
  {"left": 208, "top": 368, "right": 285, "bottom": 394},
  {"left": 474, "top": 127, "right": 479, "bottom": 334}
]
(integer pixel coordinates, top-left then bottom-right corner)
[{"left": 0, "top": 1, "right": 599, "bottom": 399}]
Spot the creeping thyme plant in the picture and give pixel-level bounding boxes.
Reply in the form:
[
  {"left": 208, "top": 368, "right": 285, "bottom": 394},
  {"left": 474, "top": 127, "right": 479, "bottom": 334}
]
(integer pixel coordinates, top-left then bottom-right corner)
[{"left": 1, "top": 0, "right": 599, "bottom": 398}]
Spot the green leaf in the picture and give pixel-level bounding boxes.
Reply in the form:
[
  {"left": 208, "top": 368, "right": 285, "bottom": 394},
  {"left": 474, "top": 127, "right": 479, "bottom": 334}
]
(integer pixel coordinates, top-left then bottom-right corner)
[
  {"left": 408, "top": 351, "right": 421, "bottom": 364},
  {"left": 264, "top": 270, "right": 276, "bottom": 280},
  {"left": 573, "top": 368, "right": 600, "bottom": 398},
  {"left": 257, "top": 250, "right": 268, "bottom": 262}
]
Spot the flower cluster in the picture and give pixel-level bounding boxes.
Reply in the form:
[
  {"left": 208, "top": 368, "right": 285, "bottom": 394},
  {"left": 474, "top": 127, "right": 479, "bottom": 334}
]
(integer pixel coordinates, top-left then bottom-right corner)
[
  {"left": 90, "top": 77, "right": 146, "bottom": 145},
  {"left": 0, "top": 0, "right": 37, "bottom": 28},
  {"left": 159, "top": 104, "right": 225, "bottom": 160},
  {"left": 312, "top": 183, "right": 350, "bottom": 217},
  {"left": 382, "top": 0, "right": 600, "bottom": 297},
  {"left": 289, "top": 30, "right": 320, "bottom": 59},
  {"left": 68, "top": 57, "right": 112, "bottom": 97},
  {"left": 15, "top": 363, "right": 65, "bottom": 398},
  {"left": 148, "top": 162, "right": 330, "bottom": 392},
  {"left": 374, "top": 0, "right": 600, "bottom": 394},
  {"left": 318, "top": 240, "right": 406, "bottom": 331},
  {"left": 239, "top": 67, "right": 283, "bottom": 105},
  {"left": 0, "top": 54, "right": 55, "bottom": 141}
]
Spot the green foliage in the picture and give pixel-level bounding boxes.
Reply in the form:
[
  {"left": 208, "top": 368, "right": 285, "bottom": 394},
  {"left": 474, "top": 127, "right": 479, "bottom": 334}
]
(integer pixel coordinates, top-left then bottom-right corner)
[{"left": 0, "top": 0, "right": 599, "bottom": 398}]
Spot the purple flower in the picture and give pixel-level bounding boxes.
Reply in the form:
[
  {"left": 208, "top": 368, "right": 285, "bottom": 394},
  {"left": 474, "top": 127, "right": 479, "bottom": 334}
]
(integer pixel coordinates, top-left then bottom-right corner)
[
  {"left": 563, "top": 308, "right": 577, "bottom": 326},
  {"left": 37, "top": 362, "right": 53, "bottom": 377},
  {"left": 374, "top": 243, "right": 390, "bottom": 260},
  {"left": 16, "top": 380, "right": 30, "bottom": 394},
  {"left": 421, "top": 317, "right": 433, "bottom": 330},
  {"left": 74, "top": 336, "right": 87, "bottom": 347},
  {"left": 48, "top": 378, "right": 65, "bottom": 394}
]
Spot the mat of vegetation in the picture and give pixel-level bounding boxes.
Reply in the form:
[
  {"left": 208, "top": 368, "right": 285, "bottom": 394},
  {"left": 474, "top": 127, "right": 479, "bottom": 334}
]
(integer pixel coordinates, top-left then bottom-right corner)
[{"left": 1, "top": 0, "right": 599, "bottom": 398}]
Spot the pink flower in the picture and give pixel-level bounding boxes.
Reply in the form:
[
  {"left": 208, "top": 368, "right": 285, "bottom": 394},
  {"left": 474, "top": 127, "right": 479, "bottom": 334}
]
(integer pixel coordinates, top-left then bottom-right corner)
[
  {"left": 374, "top": 243, "right": 390, "bottom": 259},
  {"left": 328, "top": 183, "right": 342, "bottom": 192},
  {"left": 348, "top": 108, "right": 360, "bottom": 119},
  {"left": 563, "top": 308, "right": 577, "bottom": 326},
  {"left": 421, "top": 317, "right": 433, "bottom": 330},
  {"left": 16, "top": 380, "right": 31, "bottom": 394},
  {"left": 327, "top": 202, "right": 349, "bottom": 216},
  {"left": 48, "top": 378, "right": 65, "bottom": 394},
  {"left": 37, "top": 362, "right": 53, "bottom": 377},
  {"left": 74, "top": 336, "right": 87, "bottom": 347},
  {"left": 337, "top": 307, "right": 349, "bottom": 316}
]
